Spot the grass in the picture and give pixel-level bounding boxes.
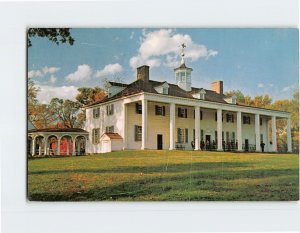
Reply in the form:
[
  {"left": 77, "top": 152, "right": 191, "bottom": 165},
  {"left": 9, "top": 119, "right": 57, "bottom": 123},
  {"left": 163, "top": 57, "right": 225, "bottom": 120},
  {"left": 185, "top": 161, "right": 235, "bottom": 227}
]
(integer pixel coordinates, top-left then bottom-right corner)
[{"left": 27, "top": 150, "right": 299, "bottom": 201}]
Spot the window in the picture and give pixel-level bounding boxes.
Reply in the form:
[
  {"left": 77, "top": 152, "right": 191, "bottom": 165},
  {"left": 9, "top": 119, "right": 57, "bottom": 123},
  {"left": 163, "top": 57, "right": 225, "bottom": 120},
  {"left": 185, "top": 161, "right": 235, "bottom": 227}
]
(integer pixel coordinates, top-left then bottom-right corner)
[
  {"left": 215, "top": 131, "right": 218, "bottom": 142},
  {"left": 260, "top": 134, "right": 263, "bottom": 142},
  {"left": 201, "top": 130, "right": 204, "bottom": 141},
  {"left": 232, "top": 132, "right": 236, "bottom": 142},
  {"left": 105, "top": 126, "right": 114, "bottom": 133},
  {"left": 200, "top": 93, "right": 205, "bottom": 100},
  {"left": 106, "top": 104, "right": 114, "bottom": 115},
  {"left": 226, "top": 131, "right": 230, "bottom": 142},
  {"left": 178, "top": 107, "right": 187, "bottom": 118},
  {"left": 226, "top": 114, "right": 234, "bottom": 123},
  {"left": 155, "top": 105, "right": 165, "bottom": 116},
  {"left": 162, "top": 88, "right": 168, "bottom": 94},
  {"left": 215, "top": 112, "right": 224, "bottom": 121},
  {"left": 92, "top": 128, "right": 100, "bottom": 144},
  {"left": 222, "top": 131, "right": 224, "bottom": 141},
  {"left": 93, "top": 107, "right": 100, "bottom": 118},
  {"left": 260, "top": 117, "right": 262, "bottom": 126},
  {"left": 134, "top": 125, "right": 142, "bottom": 141},
  {"left": 135, "top": 103, "right": 142, "bottom": 114},
  {"left": 177, "top": 128, "right": 188, "bottom": 143},
  {"left": 243, "top": 116, "right": 251, "bottom": 124},
  {"left": 194, "top": 110, "right": 203, "bottom": 120}
]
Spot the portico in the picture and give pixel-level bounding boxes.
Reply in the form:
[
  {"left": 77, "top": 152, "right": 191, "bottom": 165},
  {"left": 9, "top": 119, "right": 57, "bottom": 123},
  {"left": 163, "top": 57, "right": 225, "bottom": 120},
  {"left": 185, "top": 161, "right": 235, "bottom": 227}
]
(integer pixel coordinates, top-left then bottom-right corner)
[{"left": 121, "top": 93, "right": 291, "bottom": 153}]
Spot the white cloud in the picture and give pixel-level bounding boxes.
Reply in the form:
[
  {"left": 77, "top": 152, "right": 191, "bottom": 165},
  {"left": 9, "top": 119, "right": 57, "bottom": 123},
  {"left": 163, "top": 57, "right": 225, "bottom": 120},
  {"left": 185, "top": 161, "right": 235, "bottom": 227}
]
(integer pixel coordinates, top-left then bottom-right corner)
[
  {"left": 36, "top": 85, "right": 79, "bottom": 104},
  {"left": 65, "top": 64, "right": 92, "bottom": 82},
  {"left": 257, "top": 83, "right": 264, "bottom": 88},
  {"left": 28, "top": 66, "right": 60, "bottom": 78},
  {"left": 42, "top": 66, "right": 60, "bottom": 74},
  {"left": 129, "top": 31, "right": 135, "bottom": 40},
  {"left": 282, "top": 83, "right": 297, "bottom": 92},
  {"left": 129, "top": 29, "right": 218, "bottom": 69},
  {"left": 49, "top": 75, "right": 57, "bottom": 84},
  {"left": 28, "top": 70, "right": 43, "bottom": 78},
  {"left": 95, "top": 63, "right": 123, "bottom": 78}
]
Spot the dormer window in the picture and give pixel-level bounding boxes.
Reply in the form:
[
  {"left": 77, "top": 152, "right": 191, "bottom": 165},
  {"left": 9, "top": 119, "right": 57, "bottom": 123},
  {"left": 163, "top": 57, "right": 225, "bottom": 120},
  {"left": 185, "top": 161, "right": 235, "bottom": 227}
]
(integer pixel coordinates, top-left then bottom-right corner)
[
  {"left": 232, "top": 95, "right": 237, "bottom": 104},
  {"left": 162, "top": 87, "right": 168, "bottom": 94},
  {"left": 224, "top": 95, "right": 237, "bottom": 104},
  {"left": 199, "top": 89, "right": 206, "bottom": 100},
  {"left": 192, "top": 89, "right": 206, "bottom": 100},
  {"left": 154, "top": 82, "right": 169, "bottom": 95}
]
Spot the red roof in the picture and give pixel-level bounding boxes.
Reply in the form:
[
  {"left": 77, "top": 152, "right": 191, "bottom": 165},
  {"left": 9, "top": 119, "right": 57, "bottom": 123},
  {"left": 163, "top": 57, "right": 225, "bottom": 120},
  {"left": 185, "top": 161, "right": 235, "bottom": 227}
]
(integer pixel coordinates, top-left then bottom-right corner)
[{"left": 103, "top": 133, "right": 123, "bottom": 140}]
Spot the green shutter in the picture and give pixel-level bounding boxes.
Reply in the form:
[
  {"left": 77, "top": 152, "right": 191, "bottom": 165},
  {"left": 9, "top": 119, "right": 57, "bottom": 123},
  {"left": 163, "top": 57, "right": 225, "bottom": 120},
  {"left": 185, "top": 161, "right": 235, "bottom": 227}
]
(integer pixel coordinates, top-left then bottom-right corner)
[{"left": 185, "top": 128, "right": 188, "bottom": 143}]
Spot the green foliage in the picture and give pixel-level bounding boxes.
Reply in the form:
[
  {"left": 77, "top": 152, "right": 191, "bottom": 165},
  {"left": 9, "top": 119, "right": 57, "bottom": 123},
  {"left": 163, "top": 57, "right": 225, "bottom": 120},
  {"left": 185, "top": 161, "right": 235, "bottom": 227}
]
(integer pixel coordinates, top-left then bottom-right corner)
[
  {"left": 27, "top": 28, "right": 75, "bottom": 47},
  {"left": 76, "top": 87, "right": 106, "bottom": 105},
  {"left": 28, "top": 150, "right": 299, "bottom": 201},
  {"left": 225, "top": 90, "right": 245, "bottom": 102},
  {"left": 48, "top": 98, "right": 83, "bottom": 128}
]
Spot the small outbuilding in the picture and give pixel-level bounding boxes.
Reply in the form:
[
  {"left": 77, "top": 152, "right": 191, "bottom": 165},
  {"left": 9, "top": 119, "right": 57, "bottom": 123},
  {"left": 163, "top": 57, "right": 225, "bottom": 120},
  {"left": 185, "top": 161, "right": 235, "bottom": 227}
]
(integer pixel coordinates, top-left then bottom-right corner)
[{"left": 100, "top": 133, "right": 123, "bottom": 153}]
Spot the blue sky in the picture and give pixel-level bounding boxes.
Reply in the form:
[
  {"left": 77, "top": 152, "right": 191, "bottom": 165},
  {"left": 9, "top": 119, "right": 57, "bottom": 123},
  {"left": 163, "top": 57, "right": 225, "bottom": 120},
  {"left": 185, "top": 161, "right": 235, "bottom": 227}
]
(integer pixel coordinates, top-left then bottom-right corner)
[{"left": 28, "top": 28, "right": 298, "bottom": 104}]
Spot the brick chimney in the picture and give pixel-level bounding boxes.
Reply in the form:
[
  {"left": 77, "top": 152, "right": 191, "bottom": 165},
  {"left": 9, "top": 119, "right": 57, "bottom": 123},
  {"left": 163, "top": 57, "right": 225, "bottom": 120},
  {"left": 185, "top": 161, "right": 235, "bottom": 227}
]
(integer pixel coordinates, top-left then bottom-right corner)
[
  {"left": 137, "top": 65, "right": 149, "bottom": 82},
  {"left": 212, "top": 81, "right": 223, "bottom": 95}
]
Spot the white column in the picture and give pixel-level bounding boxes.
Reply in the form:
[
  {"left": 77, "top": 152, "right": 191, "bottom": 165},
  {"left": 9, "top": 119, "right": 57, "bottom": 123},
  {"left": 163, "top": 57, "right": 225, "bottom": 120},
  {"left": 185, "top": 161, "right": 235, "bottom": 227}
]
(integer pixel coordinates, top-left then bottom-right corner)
[
  {"left": 123, "top": 103, "right": 127, "bottom": 150},
  {"left": 272, "top": 116, "right": 277, "bottom": 152},
  {"left": 266, "top": 118, "right": 270, "bottom": 152},
  {"left": 57, "top": 137, "right": 61, "bottom": 155},
  {"left": 169, "top": 103, "right": 175, "bottom": 150},
  {"left": 77, "top": 138, "right": 81, "bottom": 155},
  {"left": 217, "top": 109, "right": 222, "bottom": 151},
  {"left": 287, "top": 117, "right": 292, "bottom": 152},
  {"left": 194, "top": 106, "right": 200, "bottom": 150},
  {"left": 32, "top": 137, "right": 36, "bottom": 156},
  {"left": 67, "top": 140, "right": 70, "bottom": 155},
  {"left": 44, "top": 137, "right": 48, "bottom": 155},
  {"left": 72, "top": 137, "right": 76, "bottom": 155},
  {"left": 38, "top": 138, "right": 43, "bottom": 156},
  {"left": 255, "top": 114, "right": 260, "bottom": 152},
  {"left": 237, "top": 111, "right": 242, "bottom": 151},
  {"left": 141, "top": 99, "right": 148, "bottom": 150}
]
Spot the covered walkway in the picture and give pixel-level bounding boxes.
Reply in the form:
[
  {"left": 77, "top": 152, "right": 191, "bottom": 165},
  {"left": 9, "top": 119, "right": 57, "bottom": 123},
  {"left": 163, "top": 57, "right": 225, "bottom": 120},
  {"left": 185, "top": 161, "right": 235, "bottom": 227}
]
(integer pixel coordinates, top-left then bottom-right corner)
[{"left": 28, "top": 128, "right": 89, "bottom": 156}]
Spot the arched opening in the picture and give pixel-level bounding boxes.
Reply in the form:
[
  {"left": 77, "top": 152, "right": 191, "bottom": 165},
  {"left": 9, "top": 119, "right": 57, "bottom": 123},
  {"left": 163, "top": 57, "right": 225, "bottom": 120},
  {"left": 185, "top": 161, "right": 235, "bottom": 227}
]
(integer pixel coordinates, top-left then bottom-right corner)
[
  {"left": 27, "top": 136, "right": 33, "bottom": 156},
  {"left": 75, "top": 136, "right": 86, "bottom": 156},
  {"left": 48, "top": 135, "right": 58, "bottom": 155},
  {"left": 35, "top": 135, "right": 45, "bottom": 156},
  {"left": 60, "top": 135, "right": 73, "bottom": 156}
]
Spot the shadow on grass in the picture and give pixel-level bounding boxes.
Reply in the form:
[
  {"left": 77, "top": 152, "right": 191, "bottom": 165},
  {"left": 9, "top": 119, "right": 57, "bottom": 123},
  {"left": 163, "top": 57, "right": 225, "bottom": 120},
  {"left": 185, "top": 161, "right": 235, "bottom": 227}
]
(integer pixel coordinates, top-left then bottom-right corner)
[
  {"left": 29, "top": 165, "right": 299, "bottom": 201},
  {"left": 29, "top": 161, "right": 250, "bottom": 175}
]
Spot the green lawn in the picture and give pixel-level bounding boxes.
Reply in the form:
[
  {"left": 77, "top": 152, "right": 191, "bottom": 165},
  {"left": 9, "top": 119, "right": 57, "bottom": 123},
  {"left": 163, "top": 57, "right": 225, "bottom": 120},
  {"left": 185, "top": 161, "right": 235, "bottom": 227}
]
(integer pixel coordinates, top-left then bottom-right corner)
[{"left": 28, "top": 150, "right": 299, "bottom": 201}]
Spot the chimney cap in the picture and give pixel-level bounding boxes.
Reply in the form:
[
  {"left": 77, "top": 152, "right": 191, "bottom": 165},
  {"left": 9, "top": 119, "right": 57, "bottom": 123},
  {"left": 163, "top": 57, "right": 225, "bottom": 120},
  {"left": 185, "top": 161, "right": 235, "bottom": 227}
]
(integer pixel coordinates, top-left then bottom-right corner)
[{"left": 137, "top": 64, "right": 150, "bottom": 69}]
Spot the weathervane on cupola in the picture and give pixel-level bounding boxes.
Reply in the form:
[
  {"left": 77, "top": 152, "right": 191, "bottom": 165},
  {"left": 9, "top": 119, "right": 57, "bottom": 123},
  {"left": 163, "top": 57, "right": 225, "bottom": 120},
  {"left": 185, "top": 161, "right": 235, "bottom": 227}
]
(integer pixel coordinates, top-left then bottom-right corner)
[
  {"left": 180, "top": 43, "right": 186, "bottom": 65},
  {"left": 174, "top": 43, "right": 193, "bottom": 91}
]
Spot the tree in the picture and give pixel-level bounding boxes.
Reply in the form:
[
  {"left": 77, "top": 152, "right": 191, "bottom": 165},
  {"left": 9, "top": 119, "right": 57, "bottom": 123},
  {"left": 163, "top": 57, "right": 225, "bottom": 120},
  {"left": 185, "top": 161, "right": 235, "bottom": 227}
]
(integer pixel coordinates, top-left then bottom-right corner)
[
  {"left": 48, "top": 98, "right": 83, "bottom": 128},
  {"left": 76, "top": 87, "right": 106, "bottom": 105},
  {"left": 225, "top": 90, "right": 245, "bottom": 103},
  {"left": 27, "top": 28, "right": 75, "bottom": 47},
  {"left": 29, "top": 104, "right": 56, "bottom": 129}
]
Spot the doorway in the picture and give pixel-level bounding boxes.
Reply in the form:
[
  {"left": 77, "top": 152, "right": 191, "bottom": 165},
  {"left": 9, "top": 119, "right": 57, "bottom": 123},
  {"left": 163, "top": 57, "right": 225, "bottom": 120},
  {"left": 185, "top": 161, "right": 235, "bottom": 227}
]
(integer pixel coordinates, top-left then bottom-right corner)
[
  {"left": 245, "top": 139, "right": 249, "bottom": 152},
  {"left": 157, "top": 134, "right": 163, "bottom": 150},
  {"left": 205, "top": 135, "right": 211, "bottom": 150}
]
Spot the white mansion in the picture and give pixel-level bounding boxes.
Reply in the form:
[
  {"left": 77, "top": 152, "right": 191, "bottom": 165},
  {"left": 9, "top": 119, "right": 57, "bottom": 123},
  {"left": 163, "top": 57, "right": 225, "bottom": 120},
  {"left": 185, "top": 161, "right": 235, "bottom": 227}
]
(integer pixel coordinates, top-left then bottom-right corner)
[{"left": 84, "top": 51, "right": 292, "bottom": 154}]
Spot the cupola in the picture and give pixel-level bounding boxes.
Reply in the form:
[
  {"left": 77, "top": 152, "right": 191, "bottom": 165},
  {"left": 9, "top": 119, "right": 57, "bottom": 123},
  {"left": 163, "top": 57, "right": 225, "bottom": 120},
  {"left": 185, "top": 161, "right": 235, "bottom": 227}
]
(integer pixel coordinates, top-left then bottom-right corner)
[{"left": 174, "top": 43, "right": 193, "bottom": 92}]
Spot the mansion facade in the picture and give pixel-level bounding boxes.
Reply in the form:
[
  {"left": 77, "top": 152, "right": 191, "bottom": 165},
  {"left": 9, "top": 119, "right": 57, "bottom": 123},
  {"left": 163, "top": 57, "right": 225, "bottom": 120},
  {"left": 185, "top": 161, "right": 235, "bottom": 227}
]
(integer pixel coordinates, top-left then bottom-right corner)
[{"left": 84, "top": 58, "right": 292, "bottom": 154}]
